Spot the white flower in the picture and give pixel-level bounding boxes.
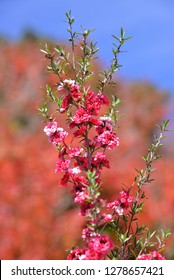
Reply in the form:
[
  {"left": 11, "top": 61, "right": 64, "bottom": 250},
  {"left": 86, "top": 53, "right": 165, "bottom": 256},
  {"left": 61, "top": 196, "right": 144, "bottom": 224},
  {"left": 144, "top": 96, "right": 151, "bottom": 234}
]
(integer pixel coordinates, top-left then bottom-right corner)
[
  {"left": 68, "top": 167, "right": 81, "bottom": 174},
  {"left": 115, "top": 206, "right": 124, "bottom": 216},
  {"left": 99, "top": 116, "right": 113, "bottom": 122},
  {"left": 57, "top": 79, "right": 75, "bottom": 91}
]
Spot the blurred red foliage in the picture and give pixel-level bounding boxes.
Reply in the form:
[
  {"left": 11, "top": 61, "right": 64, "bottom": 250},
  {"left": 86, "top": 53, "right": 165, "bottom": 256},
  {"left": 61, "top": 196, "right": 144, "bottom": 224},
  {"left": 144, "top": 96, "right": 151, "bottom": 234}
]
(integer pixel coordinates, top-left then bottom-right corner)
[{"left": 0, "top": 37, "right": 173, "bottom": 259}]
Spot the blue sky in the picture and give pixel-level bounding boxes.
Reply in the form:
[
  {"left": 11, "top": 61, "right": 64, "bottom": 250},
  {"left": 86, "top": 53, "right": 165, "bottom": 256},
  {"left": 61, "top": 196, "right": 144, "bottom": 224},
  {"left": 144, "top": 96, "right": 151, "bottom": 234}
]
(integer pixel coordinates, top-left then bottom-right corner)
[{"left": 0, "top": 0, "right": 174, "bottom": 96}]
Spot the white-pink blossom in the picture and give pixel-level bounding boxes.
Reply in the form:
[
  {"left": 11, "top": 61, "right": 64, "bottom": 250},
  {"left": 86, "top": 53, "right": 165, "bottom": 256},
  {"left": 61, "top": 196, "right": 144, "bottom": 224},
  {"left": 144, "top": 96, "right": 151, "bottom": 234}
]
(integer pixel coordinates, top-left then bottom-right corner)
[
  {"left": 44, "top": 122, "right": 57, "bottom": 137},
  {"left": 58, "top": 79, "right": 75, "bottom": 91},
  {"left": 68, "top": 167, "right": 81, "bottom": 175}
]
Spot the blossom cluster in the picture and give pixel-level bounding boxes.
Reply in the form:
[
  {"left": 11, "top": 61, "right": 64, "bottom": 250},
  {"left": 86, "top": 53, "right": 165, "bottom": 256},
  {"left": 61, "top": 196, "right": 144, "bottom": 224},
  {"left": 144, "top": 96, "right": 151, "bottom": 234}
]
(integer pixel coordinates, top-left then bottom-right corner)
[
  {"left": 43, "top": 74, "right": 168, "bottom": 260},
  {"left": 107, "top": 191, "right": 133, "bottom": 216},
  {"left": 43, "top": 78, "right": 168, "bottom": 260},
  {"left": 43, "top": 80, "right": 121, "bottom": 258},
  {"left": 67, "top": 234, "right": 114, "bottom": 260}
]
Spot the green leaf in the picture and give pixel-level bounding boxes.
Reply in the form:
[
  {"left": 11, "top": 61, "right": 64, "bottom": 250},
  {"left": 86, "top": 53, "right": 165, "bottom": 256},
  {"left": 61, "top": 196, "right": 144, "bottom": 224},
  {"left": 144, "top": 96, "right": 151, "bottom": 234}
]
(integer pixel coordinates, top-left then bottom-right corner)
[
  {"left": 54, "top": 45, "right": 62, "bottom": 53},
  {"left": 46, "top": 84, "right": 51, "bottom": 93},
  {"left": 112, "top": 35, "right": 120, "bottom": 42},
  {"left": 124, "top": 36, "right": 133, "bottom": 41},
  {"left": 40, "top": 49, "right": 48, "bottom": 54},
  {"left": 120, "top": 27, "right": 125, "bottom": 38},
  {"left": 112, "top": 95, "right": 121, "bottom": 107},
  {"left": 65, "top": 11, "right": 71, "bottom": 19}
]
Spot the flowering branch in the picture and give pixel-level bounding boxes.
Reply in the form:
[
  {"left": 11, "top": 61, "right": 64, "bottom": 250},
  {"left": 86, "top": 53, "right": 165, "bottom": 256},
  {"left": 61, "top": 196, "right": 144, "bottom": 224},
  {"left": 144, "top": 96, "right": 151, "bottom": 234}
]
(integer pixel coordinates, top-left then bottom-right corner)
[
  {"left": 107, "top": 120, "right": 170, "bottom": 260},
  {"left": 39, "top": 12, "right": 170, "bottom": 260}
]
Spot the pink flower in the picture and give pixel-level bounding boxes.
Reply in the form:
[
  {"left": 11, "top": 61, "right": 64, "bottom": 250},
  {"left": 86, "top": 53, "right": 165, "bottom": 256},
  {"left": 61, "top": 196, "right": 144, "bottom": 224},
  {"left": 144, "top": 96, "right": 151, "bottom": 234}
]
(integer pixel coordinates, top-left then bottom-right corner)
[
  {"left": 72, "top": 185, "right": 85, "bottom": 195},
  {"left": 107, "top": 200, "right": 123, "bottom": 215},
  {"left": 89, "top": 118, "right": 99, "bottom": 126},
  {"left": 81, "top": 228, "right": 98, "bottom": 241},
  {"left": 120, "top": 191, "right": 133, "bottom": 208},
  {"left": 44, "top": 122, "right": 68, "bottom": 147},
  {"left": 152, "top": 251, "right": 166, "bottom": 260},
  {"left": 96, "top": 92, "right": 109, "bottom": 106},
  {"left": 44, "top": 122, "right": 57, "bottom": 137},
  {"left": 81, "top": 249, "right": 101, "bottom": 260},
  {"left": 137, "top": 254, "right": 153, "bottom": 260},
  {"left": 73, "top": 125, "right": 86, "bottom": 137},
  {"left": 85, "top": 90, "right": 109, "bottom": 115},
  {"left": 67, "top": 235, "right": 114, "bottom": 260},
  {"left": 72, "top": 108, "right": 91, "bottom": 124},
  {"left": 96, "top": 118, "right": 114, "bottom": 134},
  {"left": 92, "top": 152, "right": 110, "bottom": 169},
  {"left": 67, "top": 248, "right": 86, "bottom": 260},
  {"left": 96, "top": 130, "right": 119, "bottom": 150},
  {"left": 70, "top": 106, "right": 99, "bottom": 128},
  {"left": 107, "top": 200, "right": 120, "bottom": 209},
  {"left": 50, "top": 128, "right": 68, "bottom": 146},
  {"left": 85, "top": 90, "right": 100, "bottom": 115},
  {"left": 55, "top": 159, "right": 70, "bottom": 172},
  {"left": 68, "top": 147, "right": 84, "bottom": 158},
  {"left": 99, "top": 213, "right": 114, "bottom": 225},
  {"left": 60, "top": 171, "right": 71, "bottom": 186},
  {"left": 101, "top": 214, "right": 114, "bottom": 222},
  {"left": 60, "top": 94, "right": 72, "bottom": 112},
  {"left": 88, "top": 235, "right": 114, "bottom": 257},
  {"left": 137, "top": 251, "right": 165, "bottom": 260},
  {"left": 107, "top": 191, "right": 133, "bottom": 215},
  {"left": 71, "top": 176, "right": 88, "bottom": 202},
  {"left": 74, "top": 190, "right": 90, "bottom": 204},
  {"left": 80, "top": 202, "right": 94, "bottom": 216},
  {"left": 74, "top": 155, "right": 88, "bottom": 170},
  {"left": 72, "top": 175, "right": 88, "bottom": 187},
  {"left": 70, "top": 85, "right": 82, "bottom": 100}
]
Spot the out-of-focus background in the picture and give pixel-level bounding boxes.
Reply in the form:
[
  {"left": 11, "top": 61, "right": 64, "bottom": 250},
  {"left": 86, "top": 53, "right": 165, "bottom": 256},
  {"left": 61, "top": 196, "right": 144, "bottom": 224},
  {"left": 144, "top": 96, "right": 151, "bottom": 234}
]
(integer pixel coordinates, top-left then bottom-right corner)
[{"left": 0, "top": 0, "right": 174, "bottom": 259}]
